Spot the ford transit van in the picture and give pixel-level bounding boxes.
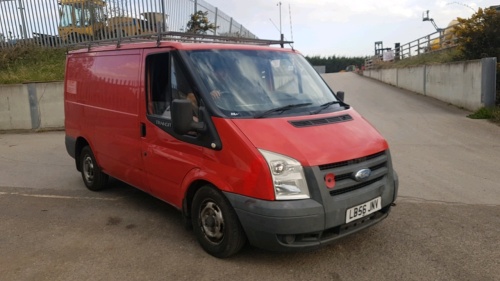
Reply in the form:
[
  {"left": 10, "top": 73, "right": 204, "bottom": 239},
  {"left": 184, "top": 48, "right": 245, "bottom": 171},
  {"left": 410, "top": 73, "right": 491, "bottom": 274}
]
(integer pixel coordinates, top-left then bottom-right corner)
[{"left": 65, "top": 40, "right": 398, "bottom": 258}]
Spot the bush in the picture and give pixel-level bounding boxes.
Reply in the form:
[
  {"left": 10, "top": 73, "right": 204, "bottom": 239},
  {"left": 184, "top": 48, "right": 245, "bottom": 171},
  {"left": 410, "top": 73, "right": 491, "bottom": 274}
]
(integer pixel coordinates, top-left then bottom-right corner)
[
  {"left": 454, "top": 8, "right": 500, "bottom": 61},
  {"left": 454, "top": 8, "right": 499, "bottom": 107}
]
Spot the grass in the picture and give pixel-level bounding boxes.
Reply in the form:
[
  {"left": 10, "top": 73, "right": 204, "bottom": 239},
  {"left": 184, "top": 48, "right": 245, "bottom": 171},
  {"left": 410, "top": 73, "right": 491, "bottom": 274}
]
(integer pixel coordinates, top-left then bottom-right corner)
[
  {"left": 394, "top": 48, "right": 462, "bottom": 68},
  {"left": 0, "top": 45, "right": 66, "bottom": 84},
  {"left": 372, "top": 48, "right": 462, "bottom": 69},
  {"left": 468, "top": 107, "right": 500, "bottom": 124}
]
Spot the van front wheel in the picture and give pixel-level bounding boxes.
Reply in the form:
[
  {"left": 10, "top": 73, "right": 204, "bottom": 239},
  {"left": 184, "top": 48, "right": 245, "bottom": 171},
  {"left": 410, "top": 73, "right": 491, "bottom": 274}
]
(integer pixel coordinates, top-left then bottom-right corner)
[
  {"left": 80, "top": 146, "right": 108, "bottom": 191},
  {"left": 191, "top": 186, "right": 246, "bottom": 258}
]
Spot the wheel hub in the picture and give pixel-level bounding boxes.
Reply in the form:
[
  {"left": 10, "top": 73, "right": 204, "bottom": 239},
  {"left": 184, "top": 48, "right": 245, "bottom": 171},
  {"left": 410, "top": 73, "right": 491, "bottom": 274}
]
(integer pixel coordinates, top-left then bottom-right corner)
[
  {"left": 200, "top": 201, "right": 224, "bottom": 243},
  {"left": 83, "top": 155, "right": 94, "bottom": 183}
]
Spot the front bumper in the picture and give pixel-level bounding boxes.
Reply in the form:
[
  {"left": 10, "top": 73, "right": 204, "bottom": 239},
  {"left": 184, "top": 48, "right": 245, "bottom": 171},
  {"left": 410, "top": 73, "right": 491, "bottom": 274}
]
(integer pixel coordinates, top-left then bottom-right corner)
[{"left": 224, "top": 191, "right": 393, "bottom": 252}]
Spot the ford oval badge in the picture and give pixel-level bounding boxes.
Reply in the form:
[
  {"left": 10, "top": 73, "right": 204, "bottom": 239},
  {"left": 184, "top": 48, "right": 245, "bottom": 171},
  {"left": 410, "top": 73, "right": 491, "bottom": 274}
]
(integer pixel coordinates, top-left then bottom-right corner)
[{"left": 353, "top": 169, "right": 371, "bottom": 182}]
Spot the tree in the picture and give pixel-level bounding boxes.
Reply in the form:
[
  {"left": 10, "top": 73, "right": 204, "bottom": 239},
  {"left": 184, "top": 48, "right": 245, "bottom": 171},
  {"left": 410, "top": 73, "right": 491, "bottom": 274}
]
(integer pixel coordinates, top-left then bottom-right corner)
[
  {"left": 186, "top": 11, "right": 216, "bottom": 34},
  {"left": 305, "top": 55, "right": 366, "bottom": 73},
  {"left": 454, "top": 7, "right": 500, "bottom": 60}
]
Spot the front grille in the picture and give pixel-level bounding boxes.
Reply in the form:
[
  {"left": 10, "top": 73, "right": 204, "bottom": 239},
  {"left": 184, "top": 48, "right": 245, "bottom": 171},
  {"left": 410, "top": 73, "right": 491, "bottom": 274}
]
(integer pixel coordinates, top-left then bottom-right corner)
[
  {"left": 318, "top": 150, "right": 388, "bottom": 196},
  {"left": 329, "top": 176, "right": 384, "bottom": 196},
  {"left": 319, "top": 151, "right": 385, "bottom": 170}
]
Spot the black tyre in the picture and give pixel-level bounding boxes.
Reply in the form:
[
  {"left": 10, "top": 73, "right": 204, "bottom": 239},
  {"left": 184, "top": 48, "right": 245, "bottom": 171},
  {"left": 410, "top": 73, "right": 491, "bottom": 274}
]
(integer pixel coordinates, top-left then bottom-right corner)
[
  {"left": 191, "top": 186, "right": 246, "bottom": 258},
  {"left": 80, "top": 146, "right": 108, "bottom": 191}
]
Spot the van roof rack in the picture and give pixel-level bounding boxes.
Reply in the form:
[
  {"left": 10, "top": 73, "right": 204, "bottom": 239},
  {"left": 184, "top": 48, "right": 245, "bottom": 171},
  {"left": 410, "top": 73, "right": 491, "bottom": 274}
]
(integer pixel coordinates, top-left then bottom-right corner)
[
  {"left": 72, "top": 31, "right": 293, "bottom": 52},
  {"left": 155, "top": 31, "right": 292, "bottom": 47}
]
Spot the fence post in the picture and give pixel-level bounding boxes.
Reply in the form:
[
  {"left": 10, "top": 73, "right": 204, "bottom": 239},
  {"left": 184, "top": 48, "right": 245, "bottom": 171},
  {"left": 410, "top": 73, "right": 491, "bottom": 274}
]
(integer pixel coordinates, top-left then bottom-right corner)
[
  {"left": 18, "top": 0, "right": 28, "bottom": 39},
  {"left": 481, "top": 57, "right": 497, "bottom": 108},
  {"left": 161, "top": 0, "right": 166, "bottom": 33},
  {"left": 214, "top": 7, "right": 218, "bottom": 36},
  {"left": 229, "top": 17, "right": 233, "bottom": 34},
  {"left": 417, "top": 39, "right": 420, "bottom": 55}
]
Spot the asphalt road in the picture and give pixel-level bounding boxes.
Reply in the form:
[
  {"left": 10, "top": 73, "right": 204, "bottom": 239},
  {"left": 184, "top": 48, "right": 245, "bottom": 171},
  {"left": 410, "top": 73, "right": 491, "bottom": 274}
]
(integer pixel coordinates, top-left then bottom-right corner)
[{"left": 1, "top": 73, "right": 499, "bottom": 281}]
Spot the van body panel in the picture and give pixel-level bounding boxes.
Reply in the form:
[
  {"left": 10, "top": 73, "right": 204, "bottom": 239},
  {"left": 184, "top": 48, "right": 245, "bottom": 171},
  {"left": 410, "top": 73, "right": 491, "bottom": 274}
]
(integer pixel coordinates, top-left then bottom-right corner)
[
  {"left": 141, "top": 124, "right": 204, "bottom": 207},
  {"left": 231, "top": 109, "right": 388, "bottom": 167},
  {"left": 65, "top": 50, "right": 148, "bottom": 191},
  {"left": 198, "top": 117, "right": 275, "bottom": 200}
]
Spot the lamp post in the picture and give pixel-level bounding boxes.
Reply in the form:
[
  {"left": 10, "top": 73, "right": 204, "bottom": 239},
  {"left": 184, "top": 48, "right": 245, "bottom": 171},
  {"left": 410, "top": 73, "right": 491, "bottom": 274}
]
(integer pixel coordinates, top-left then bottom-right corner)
[
  {"left": 277, "top": 2, "right": 283, "bottom": 47},
  {"left": 278, "top": 2, "right": 282, "bottom": 34},
  {"left": 17, "top": 0, "right": 27, "bottom": 39}
]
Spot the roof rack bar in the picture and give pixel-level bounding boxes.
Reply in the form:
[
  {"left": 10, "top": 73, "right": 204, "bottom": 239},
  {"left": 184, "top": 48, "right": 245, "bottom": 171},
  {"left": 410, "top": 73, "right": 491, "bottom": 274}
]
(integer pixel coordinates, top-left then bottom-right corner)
[
  {"left": 156, "top": 31, "right": 293, "bottom": 46},
  {"left": 65, "top": 31, "right": 294, "bottom": 50}
]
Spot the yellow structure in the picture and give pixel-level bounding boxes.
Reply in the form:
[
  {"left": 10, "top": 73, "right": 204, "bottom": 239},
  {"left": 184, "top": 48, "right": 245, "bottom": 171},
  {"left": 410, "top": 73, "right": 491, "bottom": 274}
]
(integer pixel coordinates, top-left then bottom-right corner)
[
  {"left": 58, "top": 0, "right": 159, "bottom": 43},
  {"left": 429, "top": 19, "right": 459, "bottom": 51}
]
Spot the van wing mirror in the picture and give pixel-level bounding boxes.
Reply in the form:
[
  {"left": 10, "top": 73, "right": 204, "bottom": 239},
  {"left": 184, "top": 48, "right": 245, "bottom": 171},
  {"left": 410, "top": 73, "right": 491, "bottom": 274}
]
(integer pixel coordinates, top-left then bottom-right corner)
[
  {"left": 336, "top": 91, "right": 345, "bottom": 102},
  {"left": 171, "top": 99, "right": 205, "bottom": 135}
]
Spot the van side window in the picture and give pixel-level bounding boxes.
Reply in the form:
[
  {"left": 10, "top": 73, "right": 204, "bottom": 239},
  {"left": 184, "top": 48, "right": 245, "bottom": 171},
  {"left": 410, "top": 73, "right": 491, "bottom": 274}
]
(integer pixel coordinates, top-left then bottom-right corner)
[
  {"left": 146, "top": 53, "right": 197, "bottom": 120},
  {"left": 171, "top": 57, "right": 198, "bottom": 121},
  {"left": 146, "top": 53, "right": 170, "bottom": 117}
]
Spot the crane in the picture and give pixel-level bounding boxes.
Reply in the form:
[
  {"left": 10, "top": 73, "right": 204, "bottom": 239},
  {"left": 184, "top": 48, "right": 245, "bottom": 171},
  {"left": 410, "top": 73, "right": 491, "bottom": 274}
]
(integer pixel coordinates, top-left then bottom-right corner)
[{"left": 422, "top": 10, "right": 442, "bottom": 32}]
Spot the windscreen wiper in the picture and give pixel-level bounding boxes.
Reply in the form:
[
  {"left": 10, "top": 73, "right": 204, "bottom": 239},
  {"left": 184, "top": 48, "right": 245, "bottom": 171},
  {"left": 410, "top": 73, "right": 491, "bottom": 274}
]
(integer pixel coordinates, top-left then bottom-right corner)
[
  {"left": 310, "top": 101, "right": 341, "bottom": 115},
  {"left": 254, "top": 103, "right": 312, "bottom": 118}
]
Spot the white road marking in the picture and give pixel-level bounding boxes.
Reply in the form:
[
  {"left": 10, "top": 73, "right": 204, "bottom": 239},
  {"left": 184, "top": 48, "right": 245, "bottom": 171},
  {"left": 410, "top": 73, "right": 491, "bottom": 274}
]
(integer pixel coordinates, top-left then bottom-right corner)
[{"left": 0, "top": 191, "right": 120, "bottom": 201}]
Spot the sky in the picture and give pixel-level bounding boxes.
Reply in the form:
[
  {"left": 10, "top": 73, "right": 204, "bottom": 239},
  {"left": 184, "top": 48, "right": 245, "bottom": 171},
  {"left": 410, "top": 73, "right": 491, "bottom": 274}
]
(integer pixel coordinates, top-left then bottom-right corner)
[{"left": 206, "top": 0, "right": 499, "bottom": 57}]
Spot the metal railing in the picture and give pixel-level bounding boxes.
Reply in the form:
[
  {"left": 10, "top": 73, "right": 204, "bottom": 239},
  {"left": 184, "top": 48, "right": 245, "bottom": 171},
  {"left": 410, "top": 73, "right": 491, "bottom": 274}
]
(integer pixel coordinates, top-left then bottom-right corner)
[
  {"left": 364, "top": 23, "right": 460, "bottom": 69},
  {"left": 0, "top": 0, "right": 258, "bottom": 48},
  {"left": 397, "top": 24, "right": 459, "bottom": 59}
]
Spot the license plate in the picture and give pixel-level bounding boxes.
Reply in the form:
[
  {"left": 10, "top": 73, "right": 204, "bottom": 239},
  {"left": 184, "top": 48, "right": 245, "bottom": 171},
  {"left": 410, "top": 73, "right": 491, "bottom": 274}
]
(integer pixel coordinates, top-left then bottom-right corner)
[{"left": 346, "top": 197, "right": 382, "bottom": 223}]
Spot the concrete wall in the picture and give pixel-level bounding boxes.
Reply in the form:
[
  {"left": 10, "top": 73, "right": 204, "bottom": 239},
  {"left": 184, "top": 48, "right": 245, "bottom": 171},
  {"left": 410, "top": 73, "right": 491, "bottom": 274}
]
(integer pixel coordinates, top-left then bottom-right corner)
[
  {"left": 397, "top": 66, "right": 425, "bottom": 94},
  {"left": 35, "top": 83, "right": 64, "bottom": 129},
  {"left": 0, "top": 84, "right": 32, "bottom": 130},
  {"left": 380, "top": 68, "right": 398, "bottom": 86},
  {"left": 0, "top": 82, "right": 64, "bottom": 131},
  {"left": 425, "top": 61, "right": 483, "bottom": 111},
  {"left": 363, "top": 58, "right": 497, "bottom": 111}
]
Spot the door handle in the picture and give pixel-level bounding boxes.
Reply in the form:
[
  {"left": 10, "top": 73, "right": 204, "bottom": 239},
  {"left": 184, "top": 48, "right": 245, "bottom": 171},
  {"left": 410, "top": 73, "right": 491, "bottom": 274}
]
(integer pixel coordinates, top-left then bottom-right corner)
[{"left": 140, "top": 122, "right": 146, "bottom": 137}]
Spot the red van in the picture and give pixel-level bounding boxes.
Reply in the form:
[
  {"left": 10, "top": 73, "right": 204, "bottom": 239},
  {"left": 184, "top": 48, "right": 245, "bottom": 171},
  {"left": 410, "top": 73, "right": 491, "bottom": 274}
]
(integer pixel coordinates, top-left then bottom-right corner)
[{"left": 64, "top": 40, "right": 398, "bottom": 258}]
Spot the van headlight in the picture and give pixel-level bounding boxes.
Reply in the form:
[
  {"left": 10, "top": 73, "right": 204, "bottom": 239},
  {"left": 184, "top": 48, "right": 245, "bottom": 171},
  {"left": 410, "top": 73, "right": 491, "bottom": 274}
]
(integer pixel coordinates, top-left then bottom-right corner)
[{"left": 259, "top": 149, "right": 310, "bottom": 200}]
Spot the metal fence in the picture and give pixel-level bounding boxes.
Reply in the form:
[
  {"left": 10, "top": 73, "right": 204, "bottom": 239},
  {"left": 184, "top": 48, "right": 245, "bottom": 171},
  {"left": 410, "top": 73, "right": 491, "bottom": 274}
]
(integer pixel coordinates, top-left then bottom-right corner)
[
  {"left": 398, "top": 24, "right": 459, "bottom": 59},
  {"left": 364, "top": 23, "right": 460, "bottom": 69},
  {"left": 0, "top": 0, "right": 258, "bottom": 48}
]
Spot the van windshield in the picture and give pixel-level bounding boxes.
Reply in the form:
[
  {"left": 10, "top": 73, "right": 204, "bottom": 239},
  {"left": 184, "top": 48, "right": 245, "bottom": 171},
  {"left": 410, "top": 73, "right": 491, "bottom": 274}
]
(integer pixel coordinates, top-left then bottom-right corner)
[{"left": 186, "top": 49, "right": 343, "bottom": 118}]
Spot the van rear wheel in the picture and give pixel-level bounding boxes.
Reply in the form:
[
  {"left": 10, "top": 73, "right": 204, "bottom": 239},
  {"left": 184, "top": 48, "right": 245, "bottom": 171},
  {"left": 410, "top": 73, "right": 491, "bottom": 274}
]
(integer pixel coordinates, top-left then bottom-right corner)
[
  {"left": 80, "top": 146, "right": 108, "bottom": 191},
  {"left": 191, "top": 186, "right": 246, "bottom": 258}
]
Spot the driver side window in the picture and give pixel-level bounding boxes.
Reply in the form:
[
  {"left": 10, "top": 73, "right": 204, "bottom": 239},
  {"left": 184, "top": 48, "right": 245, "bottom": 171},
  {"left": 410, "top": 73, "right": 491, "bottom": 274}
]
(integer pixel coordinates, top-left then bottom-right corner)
[
  {"left": 146, "top": 53, "right": 170, "bottom": 117},
  {"left": 146, "top": 53, "right": 197, "bottom": 121}
]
